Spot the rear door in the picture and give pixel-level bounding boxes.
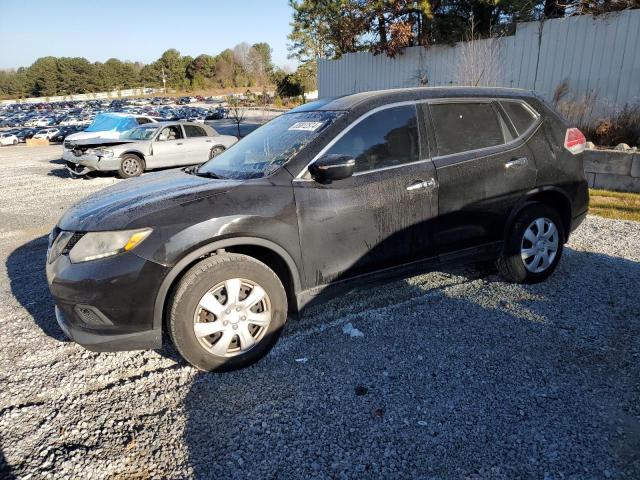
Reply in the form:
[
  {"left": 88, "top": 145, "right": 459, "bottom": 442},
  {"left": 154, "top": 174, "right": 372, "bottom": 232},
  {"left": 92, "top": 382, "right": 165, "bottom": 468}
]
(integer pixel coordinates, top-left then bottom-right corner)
[
  {"left": 293, "top": 103, "right": 438, "bottom": 289},
  {"left": 182, "top": 124, "right": 214, "bottom": 165},
  {"left": 426, "top": 99, "right": 538, "bottom": 255}
]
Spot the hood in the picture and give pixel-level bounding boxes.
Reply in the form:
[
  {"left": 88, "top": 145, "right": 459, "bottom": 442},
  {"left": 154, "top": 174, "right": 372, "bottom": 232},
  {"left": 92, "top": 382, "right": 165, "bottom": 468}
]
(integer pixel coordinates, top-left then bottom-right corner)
[
  {"left": 58, "top": 169, "right": 242, "bottom": 231},
  {"left": 65, "top": 130, "right": 122, "bottom": 142},
  {"left": 65, "top": 137, "right": 136, "bottom": 150}
]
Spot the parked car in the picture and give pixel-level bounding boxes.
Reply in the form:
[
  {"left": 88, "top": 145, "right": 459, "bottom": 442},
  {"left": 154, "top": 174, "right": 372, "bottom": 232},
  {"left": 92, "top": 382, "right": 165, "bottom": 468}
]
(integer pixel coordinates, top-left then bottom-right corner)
[
  {"left": 62, "top": 113, "right": 157, "bottom": 162},
  {"left": 33, "top": 128, "right": 60, "bottom": 140},
  {"left": 206, "top": 107, "right": 229, "bottom": 120},
  {"left": 64, "top": 122, "right": 237, "bottom": 178},
  {"left": 15, "top": 128, "right": 37, "bottom": 143},
  {"left": 0, "top": 132, "right": 19, "bottom": 146},
  {"left": 47, "top": 87, "right": 589, "bottom": 372},
  {"left": 51, "top": 126, "right": 84, "bottom": 143}
]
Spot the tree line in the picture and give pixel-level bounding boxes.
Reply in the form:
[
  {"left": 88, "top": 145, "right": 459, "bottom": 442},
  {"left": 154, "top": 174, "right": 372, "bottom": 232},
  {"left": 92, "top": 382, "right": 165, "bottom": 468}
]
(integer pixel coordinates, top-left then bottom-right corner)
[
  {"left": 287, "top": 0, "right": 639, "bottom": 60},
  {"left": 0, "top": 42, "right": 280, "bottom": 99}
]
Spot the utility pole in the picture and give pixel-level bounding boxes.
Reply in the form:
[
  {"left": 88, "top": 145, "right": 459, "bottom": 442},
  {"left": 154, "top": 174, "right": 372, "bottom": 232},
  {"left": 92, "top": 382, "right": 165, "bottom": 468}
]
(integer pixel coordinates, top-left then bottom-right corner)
[{"left": 161, "top": 67, "right": 167, "bottom": 93}]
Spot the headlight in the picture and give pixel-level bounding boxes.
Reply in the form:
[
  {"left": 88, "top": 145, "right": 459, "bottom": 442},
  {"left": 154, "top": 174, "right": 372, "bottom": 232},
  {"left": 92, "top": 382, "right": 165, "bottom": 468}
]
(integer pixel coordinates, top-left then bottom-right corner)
[
  {"left": 69, "top": 228, "right": 152, "bottom": 263},
  {"left": 97, "top": 148, "right": 114, "bottom": 158},
  {"left": 47, "top": 230, "right": 74, "bottom": 263}
]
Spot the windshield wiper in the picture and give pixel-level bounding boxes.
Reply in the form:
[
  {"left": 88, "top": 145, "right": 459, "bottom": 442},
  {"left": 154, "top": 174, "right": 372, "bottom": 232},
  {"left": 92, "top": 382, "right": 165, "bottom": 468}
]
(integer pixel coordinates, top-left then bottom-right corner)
[{"left": 195, "top": 170, "right": 226, "bottom": 179}]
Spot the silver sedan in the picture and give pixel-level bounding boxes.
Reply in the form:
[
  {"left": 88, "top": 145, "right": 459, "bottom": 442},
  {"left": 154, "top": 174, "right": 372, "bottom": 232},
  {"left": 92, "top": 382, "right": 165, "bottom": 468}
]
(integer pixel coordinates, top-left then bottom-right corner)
[{"left": 64, "top": 122, "right": 238, "bottom": 178}]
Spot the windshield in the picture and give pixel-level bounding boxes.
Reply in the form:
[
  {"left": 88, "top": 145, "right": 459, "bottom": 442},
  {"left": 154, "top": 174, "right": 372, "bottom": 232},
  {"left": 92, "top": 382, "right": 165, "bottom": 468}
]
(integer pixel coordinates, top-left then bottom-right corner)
[
  {"left": 85, "top": 114, "right": 138, "bottom": 133},
  {"left": 122, "top": 126, "right": 158, "bottom": 140},
  {"left": 197, "top": 111, "right": 342, "bottom": 179}
]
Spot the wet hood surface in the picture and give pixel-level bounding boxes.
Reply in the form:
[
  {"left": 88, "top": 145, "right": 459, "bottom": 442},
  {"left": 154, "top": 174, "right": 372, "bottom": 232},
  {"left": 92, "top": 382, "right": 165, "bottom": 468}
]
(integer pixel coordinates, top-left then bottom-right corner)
[{"left": 58, "top": 169, "right": 242, "bottom": 231}]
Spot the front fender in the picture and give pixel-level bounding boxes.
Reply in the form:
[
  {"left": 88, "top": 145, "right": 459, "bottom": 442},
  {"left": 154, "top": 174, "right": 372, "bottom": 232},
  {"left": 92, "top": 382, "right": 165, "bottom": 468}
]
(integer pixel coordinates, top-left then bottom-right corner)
[{"left": 147, "top": 234, "right": 302, "bottom": 331}]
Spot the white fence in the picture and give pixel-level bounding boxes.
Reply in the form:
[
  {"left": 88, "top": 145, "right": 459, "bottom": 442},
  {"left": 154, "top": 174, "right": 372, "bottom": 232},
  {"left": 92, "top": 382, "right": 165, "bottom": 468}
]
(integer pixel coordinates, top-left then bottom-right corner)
[
  {"left": 0, "top": 87, "right": 163, "bottom": 105},
  {"left": 318, "top": 9, "right": 640, "bottom": 116}
]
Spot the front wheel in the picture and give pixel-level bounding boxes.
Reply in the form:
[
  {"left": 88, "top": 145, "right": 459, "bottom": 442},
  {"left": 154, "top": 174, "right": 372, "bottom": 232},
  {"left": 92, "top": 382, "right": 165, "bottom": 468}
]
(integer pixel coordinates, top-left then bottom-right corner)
[
  {"left": 118, "top": 154, "right": 145, "bottom": 178},
  {"left": 496, "top": 203, "right": 564, "bottom": 284},
  {"left": 168, "top": 253, "right": 288, "bottom": 372}
]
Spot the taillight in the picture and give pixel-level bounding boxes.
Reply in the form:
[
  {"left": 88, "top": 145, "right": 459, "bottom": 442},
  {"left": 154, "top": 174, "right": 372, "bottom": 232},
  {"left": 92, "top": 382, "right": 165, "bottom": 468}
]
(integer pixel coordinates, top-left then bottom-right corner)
[{"left": 564, "top": 128, "right": 586, "bottom": 155}]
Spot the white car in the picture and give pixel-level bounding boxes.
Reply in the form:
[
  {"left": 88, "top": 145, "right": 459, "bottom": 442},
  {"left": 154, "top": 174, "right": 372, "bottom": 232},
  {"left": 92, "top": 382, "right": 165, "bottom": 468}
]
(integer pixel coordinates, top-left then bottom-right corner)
[
  {"left": 63, "top": 113, "right": 158, "bottom": 162},
  {"left": 65, "top": 121, "right": 238, "bottom": 178},
  {"left": 33, "top": 128, "right": 60, "bottom": 140},
  {"left": 0, "top": 133, "right": 19, "bottom": 146}
]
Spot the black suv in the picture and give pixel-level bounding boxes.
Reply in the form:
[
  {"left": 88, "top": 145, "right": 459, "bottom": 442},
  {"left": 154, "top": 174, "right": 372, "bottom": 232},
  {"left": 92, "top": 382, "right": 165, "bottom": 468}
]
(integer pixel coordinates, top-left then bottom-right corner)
[{"left": 46, "top": 87, "right": 589, "bottom": 371}]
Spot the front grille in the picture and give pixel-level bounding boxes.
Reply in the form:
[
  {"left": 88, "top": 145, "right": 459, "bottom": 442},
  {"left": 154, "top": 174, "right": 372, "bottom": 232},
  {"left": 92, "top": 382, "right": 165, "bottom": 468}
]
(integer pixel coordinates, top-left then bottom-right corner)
[{"left": 62, "top": 232, "right": 85, "bottom": 254}]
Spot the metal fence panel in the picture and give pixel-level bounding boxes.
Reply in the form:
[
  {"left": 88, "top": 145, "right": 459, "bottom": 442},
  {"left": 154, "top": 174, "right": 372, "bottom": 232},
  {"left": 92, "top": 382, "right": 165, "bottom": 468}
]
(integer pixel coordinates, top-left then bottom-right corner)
[{"left": 318, "top": 9, "right": 640, "bottom": 115}]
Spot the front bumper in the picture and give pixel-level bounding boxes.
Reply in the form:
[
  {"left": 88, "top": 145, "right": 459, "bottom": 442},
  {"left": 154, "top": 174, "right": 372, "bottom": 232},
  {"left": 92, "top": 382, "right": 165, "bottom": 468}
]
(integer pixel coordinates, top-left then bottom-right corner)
[
  {"left": 55, "top": 305, "right": 162, "bottom": 351},
  {"left": 47, "top": 249, "right": 170, "bottom": 351},
  {"left": 62, "top": 149, "right": 121, "bottom": 172}
]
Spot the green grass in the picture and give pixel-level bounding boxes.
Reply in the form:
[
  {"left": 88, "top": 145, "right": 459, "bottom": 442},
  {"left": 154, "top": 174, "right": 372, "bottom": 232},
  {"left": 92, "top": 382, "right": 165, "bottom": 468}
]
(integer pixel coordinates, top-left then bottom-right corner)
[{"left": 589, "top": 189, "right": 640, "bottom": 222}]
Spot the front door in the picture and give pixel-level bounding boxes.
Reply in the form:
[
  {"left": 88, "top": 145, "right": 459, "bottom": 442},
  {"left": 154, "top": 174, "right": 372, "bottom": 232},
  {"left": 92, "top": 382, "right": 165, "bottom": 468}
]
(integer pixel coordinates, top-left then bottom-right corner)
[
  {"left": 426, "top": 100, "right": 538, "bottom": 254},
  {"left": 150, "top": 125, "right": 187, "bottom": 167},
  {"left": 293, "top": 103, "right": 438, "bottom": 290}
]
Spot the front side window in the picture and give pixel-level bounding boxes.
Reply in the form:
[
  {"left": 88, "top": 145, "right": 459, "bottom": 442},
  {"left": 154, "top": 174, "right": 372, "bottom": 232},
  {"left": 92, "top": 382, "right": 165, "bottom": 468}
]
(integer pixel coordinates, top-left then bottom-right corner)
[
  {"left": 325, "top": 105, "right": 419, "bottom": 173},
  {"left": 430, "top": 102, "right": 505, "bottom": 156},
  {"left": 157, "top": 125, "right": 183, "bottom": 141},
  {"left": 184, "top": 125, "right": 207, "bottom": 137}
]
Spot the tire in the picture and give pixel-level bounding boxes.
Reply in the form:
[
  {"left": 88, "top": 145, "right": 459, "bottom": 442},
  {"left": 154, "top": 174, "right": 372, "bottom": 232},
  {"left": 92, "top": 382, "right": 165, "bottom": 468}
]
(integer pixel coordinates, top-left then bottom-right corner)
[
  {"left": 168, "top": 253, "right": 288, "bottom": 372},
  {"left": 118, "top": 154, "right": 145, "bottom": 178},
  {"left": 496, "top": 202, "right": 565, "bottom": 284},
  {"left": 208, "top": 145, "right": 225, "bottom": 159},
  {"left": 12, "top": 139, "right": 18, "bottom": 145}
]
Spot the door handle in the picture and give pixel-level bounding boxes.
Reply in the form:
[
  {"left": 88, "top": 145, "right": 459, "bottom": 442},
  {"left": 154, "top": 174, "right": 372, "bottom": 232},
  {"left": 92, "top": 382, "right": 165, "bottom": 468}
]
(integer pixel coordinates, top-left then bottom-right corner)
[
  {"left": 406, "top": 178, "right": 437, "bottom": 191},
  {"left": 505, "top": 157, "right": 528, "bottom": 169},
  {"left": 176, "top": 142, "right": 183, "bottom": 146}
]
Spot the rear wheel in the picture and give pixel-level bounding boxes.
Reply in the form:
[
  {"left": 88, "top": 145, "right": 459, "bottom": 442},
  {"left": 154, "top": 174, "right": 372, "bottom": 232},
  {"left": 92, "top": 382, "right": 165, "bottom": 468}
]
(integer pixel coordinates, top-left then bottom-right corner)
[
  {"left": 169, "top": 253, "right": 287, "bottom": 372},
  {"left": 12, "top": 139, "right": 18, "bottom": 145},
  {"left": 118, "top": 154, "right": 145, "bottom": 178},
  {"left": 496, "top": 203, "right": 564, "bottom": 284}
]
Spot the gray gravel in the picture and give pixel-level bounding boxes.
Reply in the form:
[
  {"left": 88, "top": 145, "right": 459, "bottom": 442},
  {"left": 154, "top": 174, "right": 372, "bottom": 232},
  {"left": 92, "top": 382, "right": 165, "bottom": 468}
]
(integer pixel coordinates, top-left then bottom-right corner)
[{"left": 1, "top": 145, "right": 639, "bottom": 479}]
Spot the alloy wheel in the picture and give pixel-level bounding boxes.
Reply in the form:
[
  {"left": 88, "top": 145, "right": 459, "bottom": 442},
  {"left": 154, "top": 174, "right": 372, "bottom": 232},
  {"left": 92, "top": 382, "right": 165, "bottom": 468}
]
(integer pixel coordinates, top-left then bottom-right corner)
[
  {"left": 520, "top": 217, "right": 559, "bottom": 273},
  {"left": 193, "top": 278, "right": 272, "bottom": 357},
  {"left": 122, "top": 157, "right": 141, "bottom": 176}
]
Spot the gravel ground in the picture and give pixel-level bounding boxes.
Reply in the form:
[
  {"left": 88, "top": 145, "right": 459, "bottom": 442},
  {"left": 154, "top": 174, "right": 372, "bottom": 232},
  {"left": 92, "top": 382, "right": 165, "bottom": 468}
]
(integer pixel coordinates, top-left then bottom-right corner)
[{"left": 1, "top": 145, "right": 639, "bottom": 479}]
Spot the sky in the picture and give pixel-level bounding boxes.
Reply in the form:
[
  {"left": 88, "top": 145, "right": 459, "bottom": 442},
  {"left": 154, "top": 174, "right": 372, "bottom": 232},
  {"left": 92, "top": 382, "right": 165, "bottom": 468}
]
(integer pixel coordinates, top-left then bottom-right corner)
[{"left": 0, "top": 0, "right": 297, "bottom": 70}]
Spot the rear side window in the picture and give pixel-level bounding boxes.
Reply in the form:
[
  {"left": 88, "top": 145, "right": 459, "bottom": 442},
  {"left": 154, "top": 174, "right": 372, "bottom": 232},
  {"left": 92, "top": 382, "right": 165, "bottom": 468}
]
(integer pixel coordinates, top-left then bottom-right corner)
[
  {"left": 137, "top": 117, "right": 152, "bottom": 125},
  {"left": 326, "top": 105, "right": 419, "bottom": 173},
  {"left": 500, "top": 101, "right": 538, "bottom": 135},
  {"left": 184, "top": 125, "right": 208, "bottom": 137},
  {"left": 430, "top": 102, "right": 505, "bottom": 156}
]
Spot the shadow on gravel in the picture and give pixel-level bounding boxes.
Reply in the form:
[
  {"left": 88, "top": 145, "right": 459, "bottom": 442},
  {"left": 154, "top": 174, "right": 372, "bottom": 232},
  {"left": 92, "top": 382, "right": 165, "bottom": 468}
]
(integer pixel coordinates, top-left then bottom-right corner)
[
  {"left": 0, "top": 447, "right": 15, "bottom": 479},
  {"left": 6, "top": 235, "right": 66, "bottom": 342},
  {"left": 180, "top": 248, "right": 640, "bottom": 478}
]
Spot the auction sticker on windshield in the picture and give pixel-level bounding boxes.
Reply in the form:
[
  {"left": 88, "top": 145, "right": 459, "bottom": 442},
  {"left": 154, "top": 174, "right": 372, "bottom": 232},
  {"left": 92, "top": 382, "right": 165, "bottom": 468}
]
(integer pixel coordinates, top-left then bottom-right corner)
[{"left": 288, "top": 122, "right": 324, "bottom": 131}]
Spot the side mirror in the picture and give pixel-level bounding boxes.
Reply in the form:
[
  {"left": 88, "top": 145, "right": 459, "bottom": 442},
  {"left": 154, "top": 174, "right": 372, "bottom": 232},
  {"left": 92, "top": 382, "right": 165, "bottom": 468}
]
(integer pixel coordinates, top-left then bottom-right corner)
[{"left": 310, "top": 154, "right": 356, "bottom": 183}]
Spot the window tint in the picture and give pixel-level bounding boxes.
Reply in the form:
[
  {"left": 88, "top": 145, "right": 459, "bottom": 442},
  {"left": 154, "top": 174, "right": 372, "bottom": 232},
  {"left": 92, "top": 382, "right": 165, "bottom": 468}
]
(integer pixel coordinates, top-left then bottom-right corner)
[
  {"left": 430, "top": 102, "right": 505, "bottom": 156},
  {"left": 500, "top": 101, "right": 538, "bottom": 135},
  {"left": 326, "top": 105, "right": 419, "bottom": 173},
  {"left": 184, "top": 125, "right": 208, "bottom": 137}
]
